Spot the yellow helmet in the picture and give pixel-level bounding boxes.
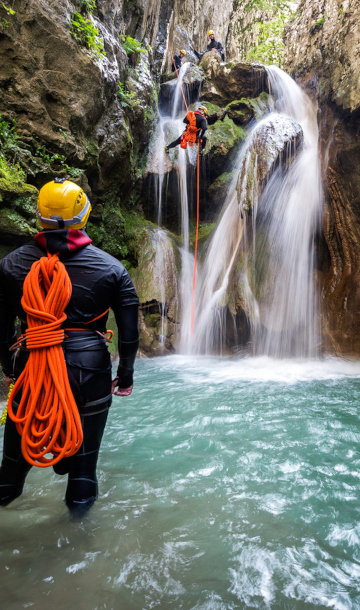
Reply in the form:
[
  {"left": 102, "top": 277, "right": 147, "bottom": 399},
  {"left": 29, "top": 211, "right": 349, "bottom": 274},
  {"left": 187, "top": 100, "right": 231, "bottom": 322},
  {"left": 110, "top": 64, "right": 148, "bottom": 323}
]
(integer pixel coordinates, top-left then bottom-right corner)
[
  {"left": 37, "top": 178, "right": 92, "bottom": 230},
  {"left": 209, "top": 30, "right": 214, "bottom": 36},
  {"left": 198, "top": 105, "right": 208, "bottom": 116},
  {"left": 180, "top": 49, "right": 186, "bottom": 55}
]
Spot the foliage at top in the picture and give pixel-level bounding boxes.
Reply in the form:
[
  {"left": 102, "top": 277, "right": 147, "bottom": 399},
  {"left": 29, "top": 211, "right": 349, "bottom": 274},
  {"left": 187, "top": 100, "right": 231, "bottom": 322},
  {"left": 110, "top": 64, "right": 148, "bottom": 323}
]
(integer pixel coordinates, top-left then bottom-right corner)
[
  {"left": 246, "top": 13, "right": 288, "bottom": 66},
  {"left": 244, "top": 0, "right": 294, "bottom": 10},
  {"left": 120, "top": 35, "right": 147, "bottom": 57},
  {"left": 0, "top": 3, "right": 15, "bottom": 29},
  {"left": 70, "top": 2, "right": 105, "bottom": 60},
  {"left": 81, "top": 0, "right": 97, "bottom": 13},
  {"left": 71, "top": 12, "right": 105, "bottom": 60}
]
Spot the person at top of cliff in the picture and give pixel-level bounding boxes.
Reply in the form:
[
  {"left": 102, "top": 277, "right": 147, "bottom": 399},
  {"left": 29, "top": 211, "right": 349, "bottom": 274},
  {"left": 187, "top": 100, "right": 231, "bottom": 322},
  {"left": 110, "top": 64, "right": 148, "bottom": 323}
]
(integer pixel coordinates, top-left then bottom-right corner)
[
  {"left": 0, "top": 178, "right": 139, "bottom": 511},
  {"left": 165, "top": 105, "right": 208, "bottom": 155},
  {"left": 171, "top": 49, "right": 186, "bottom": 72},
  {"left": 194, "top": 30, "right": 225, "bottom": 62}
]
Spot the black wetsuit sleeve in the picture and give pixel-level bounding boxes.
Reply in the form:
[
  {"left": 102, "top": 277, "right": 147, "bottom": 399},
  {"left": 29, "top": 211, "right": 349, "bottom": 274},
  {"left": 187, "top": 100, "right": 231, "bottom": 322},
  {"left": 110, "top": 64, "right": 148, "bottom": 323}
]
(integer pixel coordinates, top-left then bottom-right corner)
[
  {"left": 197, "top": 116, "right": 208, "bottom": 139},
  {"left": 111, "top": 267, "right": 139, "bottom": 388},
  {"left": 183, "top": 115, "right": 189, "bottom": 125},
  {"left": 172, "top": 56, "right": 181, "bottom": 72},
  {"left": 0, "top": 264, "right": 17, "bottom": 377},
  {"left": 114, "top": 304, "right": 139, "bottom": 388},
  {"left": 216, "top": 41, "right": 223, "bottom": 53}
]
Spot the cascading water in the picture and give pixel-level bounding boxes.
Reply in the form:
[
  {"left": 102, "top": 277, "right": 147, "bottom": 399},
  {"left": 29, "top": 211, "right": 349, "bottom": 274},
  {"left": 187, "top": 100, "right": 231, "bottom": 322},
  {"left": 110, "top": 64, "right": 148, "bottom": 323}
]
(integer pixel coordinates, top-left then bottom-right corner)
[
  {"left": 151, "top": 62, "right": 199, "bottom": 352},
  {"left": 187, "top": 65, "right": 322, "bottom": 357}
]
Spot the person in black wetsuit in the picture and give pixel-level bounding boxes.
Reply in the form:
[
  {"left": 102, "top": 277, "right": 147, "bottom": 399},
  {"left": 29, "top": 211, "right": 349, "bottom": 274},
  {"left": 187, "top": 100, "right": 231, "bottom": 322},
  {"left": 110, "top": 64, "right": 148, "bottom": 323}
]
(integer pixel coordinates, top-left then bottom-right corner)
[
  {"left": 194, "top": 30, "right": 224, "bottom": 62},
  {"left": 171, "top": 49, "right": 186, "bottom": 72},
  {"left": 165, "top": 105, "right": 208, "bottom": 155},
  {"left": 0, "top": 178, "right": 139, "bottom": 511}
]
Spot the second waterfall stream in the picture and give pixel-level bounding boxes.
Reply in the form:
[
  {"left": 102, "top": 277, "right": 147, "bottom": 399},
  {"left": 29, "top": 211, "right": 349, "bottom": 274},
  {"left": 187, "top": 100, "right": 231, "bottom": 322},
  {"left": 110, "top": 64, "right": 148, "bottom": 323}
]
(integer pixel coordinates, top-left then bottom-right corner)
[{"left": 153, "top": 64, "right": 322, "bottom": 357}]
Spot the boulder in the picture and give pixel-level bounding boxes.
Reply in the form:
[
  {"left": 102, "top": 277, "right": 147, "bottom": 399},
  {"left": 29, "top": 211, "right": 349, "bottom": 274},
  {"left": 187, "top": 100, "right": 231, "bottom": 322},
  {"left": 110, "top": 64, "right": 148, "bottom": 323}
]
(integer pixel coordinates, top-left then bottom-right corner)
[
  {"left": 236, "top": 114, "right": 304, "bottom": 213},
  {"left": 200, "top": 61, "right": 268, "bottom": 106}
]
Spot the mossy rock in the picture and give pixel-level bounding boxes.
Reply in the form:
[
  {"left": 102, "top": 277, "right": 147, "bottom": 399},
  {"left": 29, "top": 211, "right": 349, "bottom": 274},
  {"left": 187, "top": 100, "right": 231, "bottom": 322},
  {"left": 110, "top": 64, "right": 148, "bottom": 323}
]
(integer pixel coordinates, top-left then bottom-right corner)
[
  {"left": 225, "top": 100, "right": 254, "bottom": 125},
  {"left": 206, "top": 115, "right": 247, "bottom": 160},
  {"left": 208, "top": 171, "right": 236, "bottom": 205},
  {"left": 0, "top": 208, "right": 37, "bottom": 245}
]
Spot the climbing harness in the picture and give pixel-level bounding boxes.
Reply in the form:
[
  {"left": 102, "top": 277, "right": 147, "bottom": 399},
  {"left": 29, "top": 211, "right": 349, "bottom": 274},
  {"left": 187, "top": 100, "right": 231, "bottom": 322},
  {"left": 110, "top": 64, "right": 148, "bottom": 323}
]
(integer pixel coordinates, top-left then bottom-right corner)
[
  {"left": 6, "top": 252, "right": 85, "bottom": 468},
  {"left": 1, "top": 382, "right": 14, "bottom": 426}
]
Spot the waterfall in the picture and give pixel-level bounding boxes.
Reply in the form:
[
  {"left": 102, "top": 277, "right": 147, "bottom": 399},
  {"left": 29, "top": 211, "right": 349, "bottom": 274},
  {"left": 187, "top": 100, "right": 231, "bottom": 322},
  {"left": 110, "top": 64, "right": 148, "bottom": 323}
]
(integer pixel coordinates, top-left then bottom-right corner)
[
  {"left": 187, "top": 66, "right": 322, "bottom": 357},
  {"left": 151, "top": 62, "right": 196, "bottom": 352}
]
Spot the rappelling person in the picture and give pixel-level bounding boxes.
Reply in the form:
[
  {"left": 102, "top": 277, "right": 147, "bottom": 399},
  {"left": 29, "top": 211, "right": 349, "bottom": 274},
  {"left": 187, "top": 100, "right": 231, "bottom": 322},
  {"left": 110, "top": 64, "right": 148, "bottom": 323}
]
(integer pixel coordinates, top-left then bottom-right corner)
[
  {"left": 165, "top": 105, "right": 208, "bottom": 155},
  {"left": 0, "top": 178, "right": 139, "bottom": 511},
  {"left": 171, "top": 49, "right": 186, "bottom": 72},
  {"left": 194, "top": 30, "right": 225, "bottom": 62}
]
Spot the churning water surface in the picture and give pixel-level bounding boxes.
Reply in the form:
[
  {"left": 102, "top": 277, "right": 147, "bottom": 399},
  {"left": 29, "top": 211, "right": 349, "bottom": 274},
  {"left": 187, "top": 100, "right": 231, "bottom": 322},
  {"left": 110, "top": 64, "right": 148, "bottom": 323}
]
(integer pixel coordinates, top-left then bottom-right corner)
[{"left": 1, "top": 356, "right": 360, "bottom": 610}]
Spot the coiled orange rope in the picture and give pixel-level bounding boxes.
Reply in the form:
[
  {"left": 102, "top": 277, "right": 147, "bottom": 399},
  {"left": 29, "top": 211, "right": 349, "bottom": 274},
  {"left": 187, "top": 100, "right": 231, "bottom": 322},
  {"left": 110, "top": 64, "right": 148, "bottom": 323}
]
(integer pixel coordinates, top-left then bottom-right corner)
[{"left": 7, "top": 252, "right": 83, "bottom": 467}]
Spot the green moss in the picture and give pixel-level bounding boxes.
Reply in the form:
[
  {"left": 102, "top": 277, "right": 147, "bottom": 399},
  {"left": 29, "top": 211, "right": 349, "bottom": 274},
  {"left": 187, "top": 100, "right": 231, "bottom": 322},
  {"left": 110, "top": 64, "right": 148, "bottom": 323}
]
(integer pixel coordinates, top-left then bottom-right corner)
[
  {"left": 0, "top": 208, "right": 37, "bottom": 241},
  {"left": 84, "top": 138, "right": 99, "bottom": 157},
  {"left": 207, "top": 115, "right": 247, "bottom": 156},
  {"left": 143, "top": 312, "right": 160, "bottom": 329},
  {"left": 314, "top": 15, "right": 326, "bottom": 30},
  {"left": 189, "top": 221, "right": 216, "bottom": 247},
  {"left": 208, "top": 171, "right": 236, "bottom": 199}
]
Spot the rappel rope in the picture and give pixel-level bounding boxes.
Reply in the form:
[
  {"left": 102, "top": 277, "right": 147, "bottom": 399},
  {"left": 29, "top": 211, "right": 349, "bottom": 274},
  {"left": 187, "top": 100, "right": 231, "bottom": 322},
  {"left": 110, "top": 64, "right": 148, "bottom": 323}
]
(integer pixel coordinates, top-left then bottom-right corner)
[
  {"left": 168, "top": 40, "right": 200, "bottom": 336},
  {"left": 167, "top": 41, "right": 189, "bottom": 112}
]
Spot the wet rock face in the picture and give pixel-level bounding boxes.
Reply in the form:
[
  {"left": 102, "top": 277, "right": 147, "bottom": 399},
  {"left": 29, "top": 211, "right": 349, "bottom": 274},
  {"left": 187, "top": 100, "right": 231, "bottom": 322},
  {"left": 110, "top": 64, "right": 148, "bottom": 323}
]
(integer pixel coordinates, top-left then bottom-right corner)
[
  {"left": 284, "top": 0, "right": 360, "bottom": 355},
  {"left": 132, "top": 227, "right": 180, "bottom": 355},
  {"left": 236, "top": 114, "right": 303, "bottom": 214},
  {"left": 200, "top": 57, "right": 268, "bottom": 106}
]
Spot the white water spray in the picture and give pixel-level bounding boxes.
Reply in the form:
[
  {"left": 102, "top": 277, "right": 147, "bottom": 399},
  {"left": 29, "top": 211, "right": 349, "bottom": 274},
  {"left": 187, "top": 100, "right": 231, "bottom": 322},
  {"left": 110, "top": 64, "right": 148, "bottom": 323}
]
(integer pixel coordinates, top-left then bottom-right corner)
[{"left": 186, "top": 66, "right": 322, "bottom": 357}]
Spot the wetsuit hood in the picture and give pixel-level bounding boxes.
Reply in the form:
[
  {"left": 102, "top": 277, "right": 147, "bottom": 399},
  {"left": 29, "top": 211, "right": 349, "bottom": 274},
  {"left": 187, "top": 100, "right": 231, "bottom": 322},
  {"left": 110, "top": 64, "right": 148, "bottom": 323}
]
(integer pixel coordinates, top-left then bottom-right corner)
[{"left": 34, "top": 229, "right": 92, "bottom": 255}]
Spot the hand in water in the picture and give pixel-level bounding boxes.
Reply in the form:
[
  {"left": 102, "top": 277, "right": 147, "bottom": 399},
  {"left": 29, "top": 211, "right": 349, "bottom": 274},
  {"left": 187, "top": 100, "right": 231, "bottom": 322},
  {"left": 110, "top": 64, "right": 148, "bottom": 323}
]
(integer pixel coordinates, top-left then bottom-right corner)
[{"left": 111, "top": 378, "right": 133, "bottom": 396}]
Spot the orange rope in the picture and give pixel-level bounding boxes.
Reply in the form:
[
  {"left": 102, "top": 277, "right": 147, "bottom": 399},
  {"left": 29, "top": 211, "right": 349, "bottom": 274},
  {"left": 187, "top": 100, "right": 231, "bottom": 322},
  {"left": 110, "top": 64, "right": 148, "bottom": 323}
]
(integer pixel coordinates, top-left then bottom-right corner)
[
  {"left": 191, "top": 142, "right": 201, "bottom": 335},
  {"left": 7, "top": 252, "right": 83, "bottom": 468},
  {"left": 167, "top": 41, "right": 188, "bottom": 112}
]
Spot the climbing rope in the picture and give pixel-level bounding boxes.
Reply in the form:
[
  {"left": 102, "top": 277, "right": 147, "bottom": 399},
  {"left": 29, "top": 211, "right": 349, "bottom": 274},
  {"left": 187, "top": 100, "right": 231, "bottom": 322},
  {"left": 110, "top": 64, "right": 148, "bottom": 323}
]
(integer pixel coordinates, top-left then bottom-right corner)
[
  {"left": 7, "top": 252, "right": 83, "bottom": 467},
  {"left": 191, "top": 142, "right": 201, "bottom": 335},
  {"left": 167, "top": 41, "right": 188, "bottom": 112}
]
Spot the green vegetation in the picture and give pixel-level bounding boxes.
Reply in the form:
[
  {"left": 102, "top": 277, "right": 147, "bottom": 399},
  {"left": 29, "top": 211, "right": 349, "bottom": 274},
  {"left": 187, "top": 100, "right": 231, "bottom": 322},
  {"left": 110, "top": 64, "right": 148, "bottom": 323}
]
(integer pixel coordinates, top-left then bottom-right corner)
[
  {"left": 71, "top": 1, "right": 105, "bottom": 61},
  {"left": 35, "top": 144, "right": 68, "bottom": 170},
  {"left": 0, "top": 3, "right": 15, "bottom": 29},
  {"left": 81, "top": 0, "right": 97, "bottom": 12},
  {"left": 0, "top": 114, "right": 29, "bottom": 193},
  {"left": 189, "top": 222, "right": 216, "bottom": 246},
  {"left": 246, "top": 13, "right": 288, "bottom": 67},
  {"left": 117, "top": 82, "right": 140, "bottom": 108},
  {"left": 120, "top": 35, "right": 147, "bottom": 57},
  {"left": 314, "top": 14, "right": 326, "bottom": 30},
  {"left": 244, "top": 0, "right": 293, "bottom": 9}
]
